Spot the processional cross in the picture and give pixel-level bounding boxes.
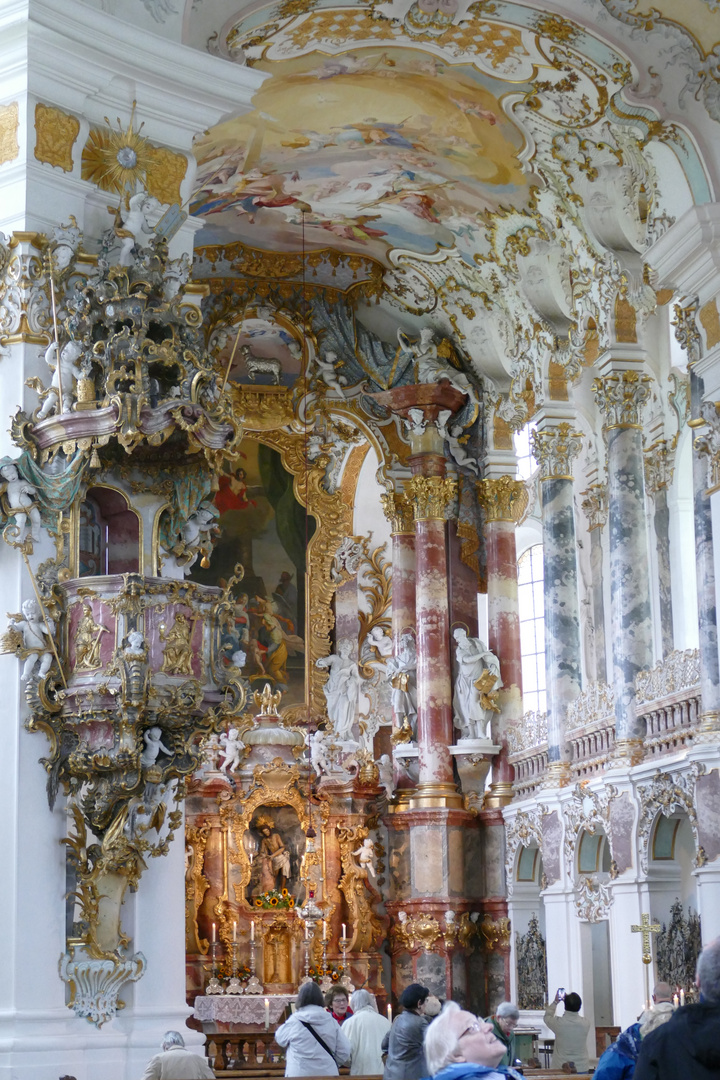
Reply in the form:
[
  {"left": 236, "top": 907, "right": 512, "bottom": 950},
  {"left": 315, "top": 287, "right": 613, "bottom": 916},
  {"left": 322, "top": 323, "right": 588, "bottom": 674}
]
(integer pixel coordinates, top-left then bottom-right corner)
[{"left": 632, "top": 913, "right": 662, "bottom": 1008}]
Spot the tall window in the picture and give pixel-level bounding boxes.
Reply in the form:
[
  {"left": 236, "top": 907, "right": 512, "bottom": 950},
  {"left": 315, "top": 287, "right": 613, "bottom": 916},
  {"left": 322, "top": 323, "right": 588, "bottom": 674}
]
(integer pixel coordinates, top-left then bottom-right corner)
[
  {"left": 518, "top": 545, "right": 546, "bottom": 713},
  {"left": 514, "top": 423, "right": 536, "bottom": 480}
]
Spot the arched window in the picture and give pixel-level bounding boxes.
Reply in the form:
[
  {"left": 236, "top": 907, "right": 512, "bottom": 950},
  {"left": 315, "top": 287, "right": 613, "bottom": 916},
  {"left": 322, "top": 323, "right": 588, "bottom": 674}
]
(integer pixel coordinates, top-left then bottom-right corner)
[{"left": 518, "top": 544, "right": 545, "bottom": 713}]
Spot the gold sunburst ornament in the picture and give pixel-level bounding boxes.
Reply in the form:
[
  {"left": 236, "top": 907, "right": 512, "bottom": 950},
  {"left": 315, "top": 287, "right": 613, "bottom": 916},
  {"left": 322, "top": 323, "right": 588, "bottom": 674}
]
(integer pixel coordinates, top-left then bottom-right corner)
[{"left": 81, "top": 101, "right": 156, "bottom": 194}]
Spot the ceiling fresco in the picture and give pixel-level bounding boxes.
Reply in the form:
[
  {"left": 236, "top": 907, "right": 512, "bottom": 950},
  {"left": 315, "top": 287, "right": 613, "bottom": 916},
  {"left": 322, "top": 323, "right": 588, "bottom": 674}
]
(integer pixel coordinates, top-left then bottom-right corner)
[{"left": 191, "top": 46, "right": 534, "bottom": 264}]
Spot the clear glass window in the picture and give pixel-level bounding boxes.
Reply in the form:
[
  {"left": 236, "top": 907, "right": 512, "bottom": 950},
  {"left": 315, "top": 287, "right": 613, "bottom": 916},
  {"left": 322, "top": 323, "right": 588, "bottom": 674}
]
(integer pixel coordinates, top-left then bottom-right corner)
[{"left": 518, "top": 544, "right": 546, "bottom": 713}]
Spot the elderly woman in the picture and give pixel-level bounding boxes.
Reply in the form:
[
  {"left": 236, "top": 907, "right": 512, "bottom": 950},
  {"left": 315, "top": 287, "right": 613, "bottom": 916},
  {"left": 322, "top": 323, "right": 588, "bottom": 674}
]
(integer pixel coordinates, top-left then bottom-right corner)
[
  {"left": 342, "top": 989, "right": 391, "bottom": 1075},
  {"left": 382, "top": 983, "right": 432, "bottom": 1080},
  {"left": 425, "top": 1002, "right": 523, "bottom": 1080},
  {"left": 484, "top": 1003, "right": 519, "bottom": 1067},
  {"left": 276, "top": 981, "right": 351, "bottom": 1077}
]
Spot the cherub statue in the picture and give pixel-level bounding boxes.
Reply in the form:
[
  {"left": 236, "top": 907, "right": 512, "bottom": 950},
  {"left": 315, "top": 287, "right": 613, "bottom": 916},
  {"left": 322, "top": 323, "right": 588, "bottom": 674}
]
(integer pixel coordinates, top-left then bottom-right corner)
[
  {"left": 219, "top": 727, "right": 245, "bottom": 774},
  {"left": 4, "top": 598, "right": 54, "bottom": 682},
  {"left": 37, "top": 339, "right": 87, "bottom": 419},
  {"left": 313, "top": 350, "right": 347, "bottom": 397},
  {"left": 0, "top": 463, "right": 42, "bottom": 543},
  {"left": 436, "top": 410, "right": 478, "bottom": 474},
  {"left": 114, "top": 191, "right": 162, "bottom": 266},
  {"left": 352, "top": 837, "right": 376, "bottom": 879},
  {"left": 178, "top": 501, "right": 220, "bottom": 574},
  {"left": 366, "top": 625, "right": 393, "bottom": 658},
  {"left": 452, "top": 628, "right": 501, "bottom": 740},
  {"left": 124, "top": 630, "right": 146, "bottom": 656},
  {"left": 306, "top": 728, "right": 331, "bottom": 777},
  {"left": 140, "top": 726, "right": 172, "bottom": 768},
  {"left": 316, "top": 640, "right": 360, "bottom": 742}
]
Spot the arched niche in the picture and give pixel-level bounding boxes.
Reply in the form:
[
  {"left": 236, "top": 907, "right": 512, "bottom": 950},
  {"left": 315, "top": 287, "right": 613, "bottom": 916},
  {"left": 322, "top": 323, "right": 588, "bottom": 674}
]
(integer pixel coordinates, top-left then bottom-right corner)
[
  {"left": 577, "top": 829, "right": 612, "bottom": 879},
  {"left": 78, "top": 486, "right": 141, "bottom": 576},
  {"left": 511, "top": 843, "right": 547, "bottom": 1011},
  {"left": 647, "top": 811, "right": 698, "bottom": 913}
]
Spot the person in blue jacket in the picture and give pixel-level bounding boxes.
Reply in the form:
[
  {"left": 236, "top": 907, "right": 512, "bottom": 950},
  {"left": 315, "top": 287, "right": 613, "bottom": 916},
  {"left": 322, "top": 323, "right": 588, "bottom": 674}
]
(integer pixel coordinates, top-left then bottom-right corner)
[
  {"left": 424, "top": 1001, "right": 523, "bottom": 1080},
  {"left": 594, "top": 1023, "right": 643, "bottom": 1080}
]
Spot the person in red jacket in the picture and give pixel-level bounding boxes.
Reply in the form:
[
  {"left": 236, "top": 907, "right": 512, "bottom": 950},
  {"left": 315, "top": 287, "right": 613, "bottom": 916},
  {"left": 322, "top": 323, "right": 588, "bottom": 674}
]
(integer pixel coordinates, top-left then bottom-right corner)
[{"left": 327, "top": 986, "right": 353, "bottom": 1024}]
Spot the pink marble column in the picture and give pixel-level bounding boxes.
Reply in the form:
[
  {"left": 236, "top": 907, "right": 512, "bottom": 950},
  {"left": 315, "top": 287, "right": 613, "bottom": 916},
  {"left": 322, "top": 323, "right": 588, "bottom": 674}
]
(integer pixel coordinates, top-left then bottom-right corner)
[
  {"left": 406, "top": 455, "right": 461, "bottom": 806},
  {"left": 478, "top": 477, "right": 526, "bottom": 805},
  {"left": 381, "top": 491, "right": 416, "bottom": 791}
]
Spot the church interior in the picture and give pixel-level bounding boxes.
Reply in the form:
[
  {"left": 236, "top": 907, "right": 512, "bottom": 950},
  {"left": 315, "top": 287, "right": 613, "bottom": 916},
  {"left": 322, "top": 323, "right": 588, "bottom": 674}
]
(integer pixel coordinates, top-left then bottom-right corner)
[{"left": 1, "top": 0, "right": 720, "bottom": 1076}]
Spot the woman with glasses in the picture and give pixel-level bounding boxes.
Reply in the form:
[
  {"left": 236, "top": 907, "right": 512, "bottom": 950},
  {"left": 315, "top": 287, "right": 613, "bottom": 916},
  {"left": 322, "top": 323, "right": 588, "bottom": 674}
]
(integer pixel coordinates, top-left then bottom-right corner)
[{"left": 424, "top": 1002, "right": 523, "bottom": 1080}]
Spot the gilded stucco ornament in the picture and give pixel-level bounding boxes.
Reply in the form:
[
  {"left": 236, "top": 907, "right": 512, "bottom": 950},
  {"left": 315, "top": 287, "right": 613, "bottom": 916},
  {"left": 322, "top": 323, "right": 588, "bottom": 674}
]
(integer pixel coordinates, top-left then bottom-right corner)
[{"left": 637, "top": 765, "right": 705, "bottom": 875}]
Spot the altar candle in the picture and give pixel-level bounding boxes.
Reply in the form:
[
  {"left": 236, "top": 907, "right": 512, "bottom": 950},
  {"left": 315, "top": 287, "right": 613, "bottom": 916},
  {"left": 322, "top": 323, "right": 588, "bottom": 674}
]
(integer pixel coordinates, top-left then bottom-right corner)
[
  {"left": 387, "top": 1004, "right": 393, "bottom": 1023},
  {"left": 342, "top": 923, "right": 347, "bottom": 939},
  {"left": 322, "top": 920, "right": 327, "bottom": 940},
  {"left": 233, "top": 921, "right": 237, "bottom": 943},
  {"left": 265, "top": 997, "right": 270, "bottom": 1030},
  {"left": 211, "top": 922, "right": 216, "bottom": 943},
  {"left": 251, "top": 920, "right": 255, "bottom": 942},
  {"left": 673, "top": 993, "right": 679, "bottom": 1008},
  {"left": 680, "top": 989, "right": 686, "bottom": 1006}
]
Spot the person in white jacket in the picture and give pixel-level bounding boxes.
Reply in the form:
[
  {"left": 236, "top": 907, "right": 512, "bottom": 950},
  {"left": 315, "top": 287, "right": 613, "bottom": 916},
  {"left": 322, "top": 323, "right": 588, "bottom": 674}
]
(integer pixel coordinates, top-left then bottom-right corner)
[
  {"left": 276, "top": 981, "right": 351, "bottom": 1077},
  {"left": 343, "top": 989, "right": 391, "bottom": 1075}
]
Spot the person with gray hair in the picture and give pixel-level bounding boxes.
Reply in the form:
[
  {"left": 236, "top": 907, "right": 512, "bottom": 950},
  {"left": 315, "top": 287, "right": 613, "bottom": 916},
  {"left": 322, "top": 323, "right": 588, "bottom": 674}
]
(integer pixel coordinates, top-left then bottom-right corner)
[
  {"left": 342, "top": 989, "right": 391, "bottom": 1075},
  {"left": 140, "top": 1030, "right": 214, "bottom": 1079},
  {"left": 484, "top": 1003, "right": 520, "bottom": 1067},
  {"left": 424, "top": 1001, "right": 522, "bottom": 1080},
  {"left": 635, "top": 935, "right": 720, "bottom": 1079}
]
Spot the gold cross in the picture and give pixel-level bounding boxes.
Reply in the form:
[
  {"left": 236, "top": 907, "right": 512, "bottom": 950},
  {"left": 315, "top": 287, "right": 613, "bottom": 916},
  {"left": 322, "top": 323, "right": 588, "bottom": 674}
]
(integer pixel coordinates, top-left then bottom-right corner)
[{"left": 631, "top": 913, "right": 662, "bottom": 964}]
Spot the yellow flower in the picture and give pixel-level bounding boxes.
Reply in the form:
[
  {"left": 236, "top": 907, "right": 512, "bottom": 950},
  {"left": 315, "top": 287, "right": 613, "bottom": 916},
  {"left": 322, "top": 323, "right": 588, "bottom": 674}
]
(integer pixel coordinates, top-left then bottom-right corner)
[
  {"left": 332, "top": 972, "right": 339, "bottom": 981},
  {"left": 270, "top": 896, "right": 279, "bottom": 906},
  {"left": 288, "top": 898, "right": 295, "bottom": 908},
  {"left": 282, "top": 888, "right": 289, "bottom": 897},
  {"left": 255, "top": 898, "right": 263, "bottom": 907}
]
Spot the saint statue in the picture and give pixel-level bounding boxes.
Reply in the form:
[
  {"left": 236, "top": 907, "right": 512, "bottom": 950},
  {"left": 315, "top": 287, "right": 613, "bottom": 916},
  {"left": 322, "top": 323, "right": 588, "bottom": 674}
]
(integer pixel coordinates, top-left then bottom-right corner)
[
  {"left": 316, "top": 640, "right": 360, "bottom": 742},
  {"left": 452, "top": 627, "right": 501, "bottom": 740},
  {"left": 75, "top": 601, "right": 110, "bottom": 671},
  {"left": 160, "top": 612, "right": 195, "bottom": 676},
  {"left": 386, "top": 631, "right": 418, "bottom": 734},
  {"left": 254, "top": 814, "right": 292, "bottom": 895}
]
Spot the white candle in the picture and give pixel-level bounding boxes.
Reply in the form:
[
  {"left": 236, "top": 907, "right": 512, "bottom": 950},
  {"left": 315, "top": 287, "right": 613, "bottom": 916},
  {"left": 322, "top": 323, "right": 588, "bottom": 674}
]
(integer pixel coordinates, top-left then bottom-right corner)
[
  {"left": 211, "top": 922, "right": 216, "bottom": 943},
  {"left": 251, "top": 920, "right": 255, "bottom": 942},
  {"left": 322, "top": 920, "right": 327, "bottom": 940},
  {"left": 387, "top": 1004, "right": 393, "bottom": 1023},
  {"left": 265, "top": 997, "right": 270, "bottom": 1030},
  {"left": 342, "top": 923, "right": 347, "bottom": 939},
  {"left": 233, "top": 921, "right": 237, "bottom": 943},
  {"left": 673, "top": 993, "right": 679, "bottom": 1008},
  {"left": 680, "top": 989, "right": 686, "bottom": 1007}
]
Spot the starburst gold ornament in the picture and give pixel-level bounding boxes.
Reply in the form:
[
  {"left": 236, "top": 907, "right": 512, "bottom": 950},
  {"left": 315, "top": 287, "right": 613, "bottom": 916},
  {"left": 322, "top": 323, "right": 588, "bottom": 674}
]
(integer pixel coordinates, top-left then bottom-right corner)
[{"left": 81, "top": 101, "right": 156, "bottom": 195}]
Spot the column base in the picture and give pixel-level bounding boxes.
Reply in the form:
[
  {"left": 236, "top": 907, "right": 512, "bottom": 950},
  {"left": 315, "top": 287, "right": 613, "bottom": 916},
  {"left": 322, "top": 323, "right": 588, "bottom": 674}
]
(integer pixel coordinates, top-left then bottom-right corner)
[
  {"left": 611, "top": 737, "right": 645, "bottom": 766},
  {"left": 403, "top": 782, "right": 464, "bottom": 810},
  {"left": 542, "top": 761, "right": 573, "bottom": 788},
  {"left": 483, "top": 780, "right": 514, "bottom": 809}
]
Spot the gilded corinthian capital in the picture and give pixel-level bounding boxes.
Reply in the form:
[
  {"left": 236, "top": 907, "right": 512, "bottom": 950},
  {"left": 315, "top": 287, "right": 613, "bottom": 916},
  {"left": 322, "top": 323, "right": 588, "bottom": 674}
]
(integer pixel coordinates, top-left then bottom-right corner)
[
  {"left": 592, "top": 370, "right": 652, "bottom": 430},
  {"left": 477, "top": 476, "right": 528, "bottom": 523},
  {"left": 580, "top": 484, "right": 607, "bottom": 530},
  {"left": 531, "top": 423, "right": 583, "bottom": 480},
  {"left": 404, "top": 475, "right": 457, "bottom": 521},
  {"left": 380, "top": 491, "right": 414, "bottom": 533}
]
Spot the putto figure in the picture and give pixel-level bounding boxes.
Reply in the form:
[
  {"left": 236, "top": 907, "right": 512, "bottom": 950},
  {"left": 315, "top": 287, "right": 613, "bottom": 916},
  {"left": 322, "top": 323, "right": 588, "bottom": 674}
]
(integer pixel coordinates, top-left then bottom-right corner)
[
  {"left": 4, "top": 598, "right": 55, "bottom": 682},
  {"left": 0, "top": 463, "right": 42, "bottom": 544}
]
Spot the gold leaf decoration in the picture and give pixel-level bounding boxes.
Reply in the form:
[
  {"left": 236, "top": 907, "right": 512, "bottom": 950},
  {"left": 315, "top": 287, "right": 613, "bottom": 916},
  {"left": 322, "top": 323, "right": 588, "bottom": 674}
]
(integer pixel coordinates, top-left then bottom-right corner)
[
  {"left": 34, "top": 104, "right": 80, "bottom": 173},
  {"left": 147, "top": 146, "right": 187, "bottom": 206},
  {"left": 0, "top": 102, "right": 19, "bottom": 166}
]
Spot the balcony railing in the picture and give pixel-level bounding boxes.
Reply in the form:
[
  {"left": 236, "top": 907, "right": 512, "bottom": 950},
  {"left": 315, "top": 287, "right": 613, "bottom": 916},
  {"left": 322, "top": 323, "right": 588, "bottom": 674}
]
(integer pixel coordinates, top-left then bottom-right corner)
[{"left": 507, "top": 651, "right": 700, "bottom": 797}]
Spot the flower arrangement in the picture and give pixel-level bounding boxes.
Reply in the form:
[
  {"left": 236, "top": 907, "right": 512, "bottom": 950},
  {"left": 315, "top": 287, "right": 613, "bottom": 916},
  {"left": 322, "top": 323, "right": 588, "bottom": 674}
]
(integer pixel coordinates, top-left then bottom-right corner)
[
  {"left": 253, "top": 888, "right": 295, "bottom": 909},
  {"left": 307, "top": 963, "right": 345, "bottom": 983}
]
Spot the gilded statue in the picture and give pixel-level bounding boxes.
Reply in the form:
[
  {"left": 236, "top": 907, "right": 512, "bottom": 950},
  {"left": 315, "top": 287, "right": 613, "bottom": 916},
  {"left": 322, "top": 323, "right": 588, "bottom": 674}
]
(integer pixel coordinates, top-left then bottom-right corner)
[
  {"left": 75, "top": 601, "right": 110, "bottom": 671},
  {"left": 160, "top": 612, "right": 195, "bottom": 676},
  {"left": 337, "top": 825, "right": 383, "bottom": 953}
]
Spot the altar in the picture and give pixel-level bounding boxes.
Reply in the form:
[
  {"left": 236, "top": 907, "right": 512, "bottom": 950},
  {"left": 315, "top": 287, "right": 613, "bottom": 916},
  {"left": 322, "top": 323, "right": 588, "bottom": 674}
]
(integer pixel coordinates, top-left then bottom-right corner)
[{"left": 194, "top": 993, "right": 296, "bottom": 1029}]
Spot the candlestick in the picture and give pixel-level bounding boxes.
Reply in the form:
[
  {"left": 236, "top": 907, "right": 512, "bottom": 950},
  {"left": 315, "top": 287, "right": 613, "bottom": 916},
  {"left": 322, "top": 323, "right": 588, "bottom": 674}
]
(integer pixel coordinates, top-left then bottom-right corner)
[{"left": 387, "top": 1004, "right": 393, "bottom": 1023}]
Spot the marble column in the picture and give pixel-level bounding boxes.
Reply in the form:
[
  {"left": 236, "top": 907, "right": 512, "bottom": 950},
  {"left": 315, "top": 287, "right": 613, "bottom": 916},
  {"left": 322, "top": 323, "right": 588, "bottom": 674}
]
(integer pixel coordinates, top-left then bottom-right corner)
[
  {"left": 579, "top": 484, "right": 608, "bottom": 683},
  {"left": 689, "top": 372, "right": 720, "bottom": 732},
  {"left": 532, "top": 422, "right": 583, "bottom": 784},
  {"left": 644, "top": 440, "right": 676, "bottom": 659},
  {"left": 380, "top": 489, "right": 416, "bottom": 790},
  {"left": 592, "top": 370, "right": 654, "bottom": 755},
  {"left": 477, "top": 476, "right": 526, "bottom": 805},
  {"left": 405, "top": 462, "right": 460, "bottom": 805}
]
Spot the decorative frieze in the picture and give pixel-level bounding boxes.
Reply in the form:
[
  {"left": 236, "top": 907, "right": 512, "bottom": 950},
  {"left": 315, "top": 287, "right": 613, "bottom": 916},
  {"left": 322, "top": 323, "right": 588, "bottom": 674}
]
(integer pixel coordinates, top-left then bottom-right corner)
[
  {"left": 635, "top": 649, "right": 701, "bottom": 704},
  {"left": 592, "top": 370, "right": 652, "bottom": 430},
  {"left": 505, "top": 806, "right": 546, "bottom": 896},
  {"left": 566, "top": 681, "right": 614, "bottom": 729},
  {"left": 508, "top": 710, "right": 548, "bottom": 753},
  {"left": 574, "top": 875, "right": 613, "bottom": 923},
  {"left": 531, "top": 422, "right": 583, "bottom": 480},
  {"left": 404, "top": 475, "right": 457, "bottom": 521},
  {"left": 380, "top": 490, "right": 414, "bottom": 534},
  {"left": 477, "top": 475, "right": 528, "bottom": 523},
  {"left": 579, "top": 484, "right": 608, "bottom": 530}
]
